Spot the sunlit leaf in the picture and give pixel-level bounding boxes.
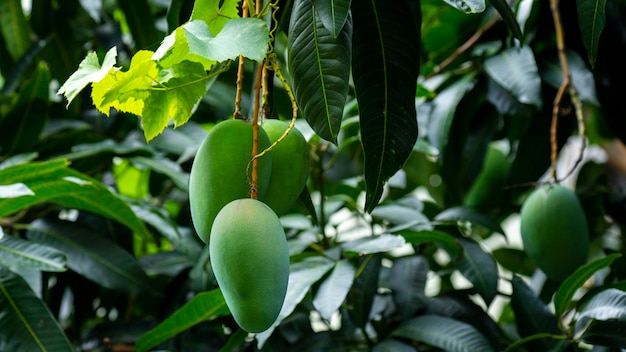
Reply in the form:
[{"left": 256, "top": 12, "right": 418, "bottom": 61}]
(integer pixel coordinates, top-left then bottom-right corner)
[
  {"left": 191, "top": 0, "right": 240, "bottom": 34},
  {"left": 313, "top": 259, "right": 356, "bottom": 321},
  {"left": 0, "top": 183, "right": 34, "bottom": 198},
  {"left": 342, "top": 234, "right": 406, "bottom": 257}
]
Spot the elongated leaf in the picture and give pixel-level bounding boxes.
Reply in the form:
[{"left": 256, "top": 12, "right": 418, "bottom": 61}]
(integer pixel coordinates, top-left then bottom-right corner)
[
  {"left": 577, "top": 288, "right": 626, "bottom": 323},
  {"left": 392, "top": 315, "right": 495, "bottom": 352},
  {"left": 27, "top": 218, "right": 155, "bottom": 295},
  {"left": 389, "top": 256, "right": 428, "bottom": 319},
  {"left": 492, "top": 247, "right": 536, "bottom": 276},
  {"left": 256, "top": 256, "right": 334, "bottom": 348},
  {"left": 576, "top": 0, "right": 607, "bottom": 67},
  {"left": 313, "top": 259, "right": 357, "bottom": 321},
  {"left": 580, "top": 319, "right": 626, "bottom": 348},
  {"left": 399, "top": 229, "right": 463, "bottom": 259},
  {"left": 488, "top": 0, "right": 523, "bottom": 40},
  {"left": 352, "top": 0, "right": 420, "bottom": 212},
  {"left": 134, "top": 289, "right": 229, "bottom": 352},
  {"left": 348, "top": 254, "right": 382, "bottom": 328},
  {"left": 456, "top": 237, "right": 498, "bottom": 305},
  {"left": 313, "top": 0, "right": 352, "bottom": 38},
  {"left": 0, "top": 0, "right": 32, "bottom": 60},
  {"left": 0, "top": 159, "right": 68, "bottom": 184},
  {"left": 342, "top": 234, "right": 406, "bottom": 257},
  {"left": 288, "top": 0, "right": 352, "bottom": 143},
  {"left": 0, "top": 237, "right": 66, "bottom": 272},
  {"left": 0, "top": 269, "right": 73, "bottom": 352},
  {"left": 435, "top": 206, "right": 505, "bottom": 235},
  {"left": 484, "top": 46, "right": 542, "bottom": 108},
  {"left": 0, "top": 183, "right": 34, "bottom": 198},
  {"left": 373, "top": 339, "right": 415, "bottom": 352},
  {"left": 554, "top": 254, "right": 621, "bottom": 318}
]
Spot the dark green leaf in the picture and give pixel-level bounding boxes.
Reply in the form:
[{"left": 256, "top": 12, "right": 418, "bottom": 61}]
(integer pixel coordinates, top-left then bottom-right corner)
[
  {"left": 554, "top": 254, "right": 621, "bottom": 318},
  {"left": 442, "top": 0, "right": 486, "bottom": 13},
  {"left": 492, "top": 247, "right": 536, "bottom": 276},
  {"left": 399, "top": 229, "right": 463, "bottom": 259},
  {"left": 27, "top": 218, "right": 155, "bottom": 294},
  {"left": 389, "top": 256, "right": 428, "bottom": 319},
  {"left": 580, "top": 319, "right": 626, "bottom": 348},
  {"left": 0, "top": 268, "right": 73, "bottom": 351},
  {"left": 373, "top": 338, "right": 415, "bottom": 352},
  {"left": 576, "top": 0, "right": 607, "bottom": 67},
  {"left": 541, "top": 50, "right": 599, "bottom": 104},
  {"left": 0, "top": 236, "right": 66, "bottom": 272},
  {"left": 351, "top": 0, "right": 420, "bottom": 212},
  {"left": 256, "top": 256, "right": 334, "bottom": 348},
  {"left": 348, "top": 254, "right": 382, "bottom": 328},
  {"left": 312, "top": 0, "right": 352, "bottom": 38},
  {"left": 456, "top": 237, "right": 498, "bottom": 305},
  {"left": 484, "top": 47, "right": 542, "bottom": 108},
  {"left": 313, "top": 259, "right": 356, "bottom": 321},
  {"left": 488, "top": 0, "right": 523, "bottom": 40},
  {"left": 435, "top": 206, "right": 505, "bottom": 235},
  {"left": 134, "top": 289, "right": 229, "bottom": 352},
  {"left": 117, "top": 0, "right": 163, "bottom": 51},
  {"left": 0, "top": 0, "right": 32, "bottom": 60},
  {"left": 392, "top": 315, "right": 495, "bottom": 352},
  {"left": 288, "top": 0, "right": 352, "bottom": 143}
]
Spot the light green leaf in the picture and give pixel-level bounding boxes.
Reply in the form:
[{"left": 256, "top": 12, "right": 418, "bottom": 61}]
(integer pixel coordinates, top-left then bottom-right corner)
[
  {"left": 484, "top": 46, "right": 542, "bottom": 108},
  {"left": 441, "top": 0, "right": 486, "bottom": 13},
  {"left": 352, "top": 0, "right": 420, "bottom": 212},
  {"left": 392, "top": 315, "right": 495, "bottom": 352},
  {"left": 0, "top": 236, "right": 66, "bottom": 272},
  {"left": 130, "top": 155, "right": 189, "bottom": 191},
  {"left": 256, "top": 256, "right": 334, "bottom": 348},
  {"left": 27, "top": 218, "right": 155, "bottom": 295},
  {"left": 0, "top": 0, "right": 32, "bottom": 60},
  {"left": 313, "top": 0, "right": 352, "bottom": 38},
  {"left": 57, "top": 46, "right": 118, "bottom": 107},
  {"left": 312, "top": 259, "right": 356, "bottom": 321},
  {"left": 288, "top": 0, "right": 352, "bottom": 143},
  {"left": 134, "top": 289, "right": 229, "bottom": 352},
  {"left": 191, "top": 0, "right": 240, "bottom": 34},
  {"left": 554, "top": 254, "right": 620, "bottom": 318},
  {"left": 342, "top": 234, "right": 406, "bottom": 257},
  {"left": 576, "top": 0, "right": 607, "bottom": 68},
  {"left": 0, "top": 268, "right": 73, "bottom": 351}
]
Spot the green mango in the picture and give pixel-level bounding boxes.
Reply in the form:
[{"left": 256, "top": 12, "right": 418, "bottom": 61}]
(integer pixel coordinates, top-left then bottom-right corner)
[
  {"left": 210, "top": 198, "right": 289, "bottom": 333},
  {"left": 464, "top": 144, "right": 510, "bottom": 208},
  {"left": 261, "top": 119, "right": 310, "bottom": 215},
  {"left": 189, "top": 119, "right": 272, "bottom": 244},
  {"left": 520, "top": 184, "right": 589, "bottom": 281}
]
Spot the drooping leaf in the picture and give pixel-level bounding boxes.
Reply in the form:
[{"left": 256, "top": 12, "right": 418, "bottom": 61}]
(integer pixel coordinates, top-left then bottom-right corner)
[
  {"left": 313, "top": 259, "right": 356, "bottom": 321},
  {"left": 455, "top": 237, "right": 498, "bottom": 305},
  {"left": 0, "top": 236, "right": 66, "bottom": 272},
  {"left": 134, "top": 289, "right": 229, "bottom": 352},
  {"left": 312, "top": 0, "right": 352, "bottom": 38},
  {"left": 191, "top": 0, "right": 240, "bottom": 35},
  {"left": 399, "top": 229, "right": 463, "bottom": 259},
  {"left": 554, "top": 254, "right": 621, "bottom": 318},
  {"left": 541, "top": 50, "right": 599, "bottom": 104},
  {"left": 441, "top": 0, "right": 486, "bottom": 13},
  {"left": 117, "top": 0, "right": 163, "bottom": 51},
  {"left": 288, "top": 0, "right": 352, "bottom": 143},
  {"left": 488, "top": 0, "right": 523, "bottom": 41},
  {"left": 57, "top": 46, "right": 118, "bottom": 107},
  {"left": 492, "top": 247, "right": 536, "bottom": 276},
  {"left": 576, "top": 0, "right": 607, "bottom": 68},
  {"left": 392, "top": 314, "right": 495, "bottom": 352},
  {"left": 484, "top": 46, "right": 542, "bottom": 108},
  {"left": 27, "top": 218, "right": 155, "bottom": 295},
  {"left": 348, "top": 254, "right": 382, "bottom": 328},
  {"left": 0, "top": 0, "right": 32, "bottom": 60},
  {"left": 434, "top": 206, "right": 505, "bottom": 235},
  {"left": 342, "top": 234, "right": 406, "bottom": 257},
  {"left": 0, "top": 268, "right": 73, "bottom": 351},
  {"left": 576, "top": 288, "right": 626, "bottom": 348},
  {"left": 389, "top": 256, "right": 428, "bottom": 320},
  {"left": 351, "top": 0, "right": 420, "bottom": 212},
  {"left": 256, "top": 256, "right": 334, "bottom": 348}
]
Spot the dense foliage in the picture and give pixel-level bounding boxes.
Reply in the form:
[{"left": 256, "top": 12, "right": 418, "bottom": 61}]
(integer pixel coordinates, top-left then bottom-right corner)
[{"left": 1, "top": 0, "right": 626, "bottom": 351}]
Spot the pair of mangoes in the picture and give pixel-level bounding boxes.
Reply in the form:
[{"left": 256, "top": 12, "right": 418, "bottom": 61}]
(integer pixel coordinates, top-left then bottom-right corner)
[
  {"left": 520, "top": 184, "right": 589, "bottom": 282},
  {"left": 188, "top": 119, "right": 309, "bottom": 333},
  {"left": 189, "top": 119, "right": 310, "bottom": 244}
]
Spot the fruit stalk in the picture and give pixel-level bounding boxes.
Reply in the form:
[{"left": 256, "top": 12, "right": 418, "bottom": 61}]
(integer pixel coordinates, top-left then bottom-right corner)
[{"left": 249, "top": 59, "right": 264, "bottom": 199}]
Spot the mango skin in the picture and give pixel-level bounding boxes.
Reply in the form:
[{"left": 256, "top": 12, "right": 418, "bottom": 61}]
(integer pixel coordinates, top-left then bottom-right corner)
[
  {"left": 189, "top": 120, "right": 272, "bottom": 244},
  {"left": 209, "top": 198, "right": 289, "bottom": 333},
  {"left": 464, "top": 145, "right": 510, "bottom": 208},
  {"left": 520, "top": 185, "right": 589, "bottom": 282},
  {"left": 261, "top": 119, "right": 310, "bottom": 215}
]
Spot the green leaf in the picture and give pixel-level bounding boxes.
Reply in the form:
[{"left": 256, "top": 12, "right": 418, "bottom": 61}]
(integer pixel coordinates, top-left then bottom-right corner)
[
  {"left": 117, "top": 0, "right": 163, "bottom": 51},
  {"left": 313, "top": 0, "right": 352, "bottom": 38},
  {"left": 554, "top": 254, "right": 621, "bottom": 318},
  {"left": 130, "top": 155, "right": 189, "bottom": 192},
  {"left": 57, "top": 46, "right": 118, "bottom": 107},
  {"left": 191, "top": 0, "right": 240, "bottom": 35},
  {"left": 0, "top": 236, "right": 66, "bottom": 272},
  {"left": 312, "top": 259, "right": 356, "bottom": 321},
  {"left": 441, "top": 0, "right": 486, "bottom": 13},
  {"left": 389, "top": 256, "right": 428, "bottom": 320},
  {"left": 0, "top": 183, "right": 34, "bottom": 198},
  {"left": 256, "top": 256, "right": 334, "bottom": 348},
  {"left": 488, "top": 0, "right": 523, "bottom": 41},
  {"left": 134, "top": 289, "right": 229, "bottom": 352},
  {"left": 392, "top": 315, "right": 495, "bottom": 352},
  {"left": 456, "top": 237, "right": 498, "bottom": 305},
  {"left": 0, "top": 0, "right": 32, "bottom": 60},
  {"left": 576, "top": 288, "right": 626, "bottom": 348},
  {"left": 576, "top": 0, "right": 607, "bottom": 68},
  {"left": 0, "top": 268, "right": 73, "bottom": 351},
  {"left": 351, "top": 0, "right": 420, "bottom": 212},
  {"left": 580, "top": 319, "right": 626, "bottom": 348},
  {"left": 348, "top": 254, "right": 382, "bottom": 328},
  {"left": 492, "top": 247, "right": 536, "bottom": 276},
  {"left": 27, "top": 218, "right": 155, "bottom": 295},
  {"left": 0, "top": 159, "right": 68, "bottom": 184},
  {"left": 434, "top": 206, "right": 505, "bottom": 235},
  {"left": 484, "top": 46, "right": 542, "bottom": 108},
  {"left": 342, "top": 234, "right": 406, "bottom": 257},
  {"left": 399, "top": 229, "right": 463, "bottom": 259},
  {"left": 288, "top": 0, "right": 352, "bottom": 143}
]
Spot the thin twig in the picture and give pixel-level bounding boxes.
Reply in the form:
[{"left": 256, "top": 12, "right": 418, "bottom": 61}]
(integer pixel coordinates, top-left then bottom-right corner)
[
  {"left": 234, "top": 1, "right": 249, "bottom": 119},
  {"left": 248, "top": 61, "right": 264, "bottom": 199}
]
